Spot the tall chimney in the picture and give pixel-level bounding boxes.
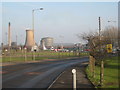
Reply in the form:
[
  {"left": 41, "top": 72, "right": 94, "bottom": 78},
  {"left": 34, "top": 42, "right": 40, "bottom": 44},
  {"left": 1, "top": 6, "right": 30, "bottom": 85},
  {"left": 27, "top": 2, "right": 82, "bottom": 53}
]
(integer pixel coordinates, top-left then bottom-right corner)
[
  {"left": 25, "top": 30, "right": 35, "bottom": 49},
  {"left": 8, "top": 22, "right": 11, "bottom": 47}
]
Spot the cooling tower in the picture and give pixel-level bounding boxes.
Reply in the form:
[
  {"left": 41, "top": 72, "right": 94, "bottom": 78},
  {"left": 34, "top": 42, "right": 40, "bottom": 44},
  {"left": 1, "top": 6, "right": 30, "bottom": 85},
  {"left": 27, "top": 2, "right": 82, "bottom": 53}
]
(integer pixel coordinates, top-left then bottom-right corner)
[
  {"left": 41, "top": 37, "right": 54, "bottom": 47},
  {"left": 25, "top": 30, "right": 35, "bottom": 48}
]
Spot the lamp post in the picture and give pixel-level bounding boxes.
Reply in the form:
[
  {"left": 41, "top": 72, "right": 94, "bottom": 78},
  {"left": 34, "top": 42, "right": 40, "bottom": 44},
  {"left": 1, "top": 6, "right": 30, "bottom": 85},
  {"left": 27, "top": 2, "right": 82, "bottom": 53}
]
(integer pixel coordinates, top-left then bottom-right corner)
[
  {"left": 108, "top": 20, "right": 116, "bottom": 23},
  {"left": 108, "top": 20, "right": 117, "bottom": 27},
  {"left": 108, "top": 20, "right": 117, "bottom": 51},
  {"left": 32, "top": 8, "right": 43, "bottom": 46}
]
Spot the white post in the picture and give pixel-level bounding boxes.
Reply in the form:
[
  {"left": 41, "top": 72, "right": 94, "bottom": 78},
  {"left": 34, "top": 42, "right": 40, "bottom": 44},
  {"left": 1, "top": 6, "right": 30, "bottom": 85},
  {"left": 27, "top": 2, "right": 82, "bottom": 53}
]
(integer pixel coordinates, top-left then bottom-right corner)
[
  {"left": 72, "top": 69, "right": 76, "bottom": 90},
  {"left": 24, "top": 48, "right": 27, "bottom": 62}
]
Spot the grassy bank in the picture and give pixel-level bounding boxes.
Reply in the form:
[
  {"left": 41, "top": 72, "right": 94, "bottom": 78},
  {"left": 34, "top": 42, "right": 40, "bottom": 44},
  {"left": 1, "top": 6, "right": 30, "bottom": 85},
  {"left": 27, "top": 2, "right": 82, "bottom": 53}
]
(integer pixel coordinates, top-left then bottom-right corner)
[{"left": 86, "top": 56, "right": 119, "bottom": 88}]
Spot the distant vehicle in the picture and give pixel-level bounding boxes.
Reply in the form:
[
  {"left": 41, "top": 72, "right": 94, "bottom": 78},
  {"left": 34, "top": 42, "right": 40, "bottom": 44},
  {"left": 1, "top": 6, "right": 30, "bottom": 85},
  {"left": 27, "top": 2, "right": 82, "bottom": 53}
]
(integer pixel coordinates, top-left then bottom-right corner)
[
  {"left": 62, "top": 49, "right": 69, "bottom": 52},
  {"left": 53, "top": 49, "right": 62, "bottom": 52},
  {"left": 85, "top": 49, "right": 91, "bottom": 51},
  {"left": 53, "top": 49, "right": 69, "bottom": 52},
  {"left": 112, "top": 48, "right": 118, "bottom": 54},
  {"left": 50, "top": 47, "right": 54, "bottom": 51}
]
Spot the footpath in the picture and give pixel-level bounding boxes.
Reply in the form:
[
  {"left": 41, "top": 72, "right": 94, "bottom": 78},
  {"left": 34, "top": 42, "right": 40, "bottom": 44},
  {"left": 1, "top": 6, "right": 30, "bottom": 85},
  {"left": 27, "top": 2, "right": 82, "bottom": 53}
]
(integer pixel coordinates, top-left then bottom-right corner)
[{"left": 49, "top": 62, "right": 95, "bottom": 89}]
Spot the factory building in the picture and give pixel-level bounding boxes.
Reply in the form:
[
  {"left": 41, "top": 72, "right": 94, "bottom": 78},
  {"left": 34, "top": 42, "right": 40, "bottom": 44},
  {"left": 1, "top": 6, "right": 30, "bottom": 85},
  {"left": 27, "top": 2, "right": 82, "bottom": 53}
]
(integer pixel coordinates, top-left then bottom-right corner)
[{"left": 11, "top": 42, "right": 17, "bottom": 47}]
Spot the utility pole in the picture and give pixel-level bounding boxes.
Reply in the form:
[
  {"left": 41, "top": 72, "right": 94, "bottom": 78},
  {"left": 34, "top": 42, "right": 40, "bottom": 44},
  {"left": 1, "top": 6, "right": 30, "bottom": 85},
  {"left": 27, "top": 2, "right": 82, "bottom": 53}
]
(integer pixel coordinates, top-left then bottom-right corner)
[
  {"left": 99, "top": 17, "right": 101, "bottom": 36},
  {"left": 16, "top": 35, "right": 17, "bottom": 46},
  {"left": 5, "top": 32, "right": 7, "bottom": 45},
  {"left": 99, "top": 17, "right": 104, "bottom": 86}
]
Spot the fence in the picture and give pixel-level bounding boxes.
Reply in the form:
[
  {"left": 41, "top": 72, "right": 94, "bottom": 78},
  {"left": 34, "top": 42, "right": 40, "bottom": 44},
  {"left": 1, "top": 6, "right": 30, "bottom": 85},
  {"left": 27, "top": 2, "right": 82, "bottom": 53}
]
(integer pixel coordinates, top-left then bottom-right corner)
[{"left": 1, "top": 50, "right": 89, "bottom": 63}]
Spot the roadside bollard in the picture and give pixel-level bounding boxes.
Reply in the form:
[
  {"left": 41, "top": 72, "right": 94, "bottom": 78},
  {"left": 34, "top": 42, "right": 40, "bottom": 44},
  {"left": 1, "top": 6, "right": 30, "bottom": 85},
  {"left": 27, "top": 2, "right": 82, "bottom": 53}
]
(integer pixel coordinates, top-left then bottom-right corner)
[
  {"left": 24, "top": 47, "right": 27, "bottom": 62},
  {"left": 72, "top": 69, "right": 76, "bottom": 90}
]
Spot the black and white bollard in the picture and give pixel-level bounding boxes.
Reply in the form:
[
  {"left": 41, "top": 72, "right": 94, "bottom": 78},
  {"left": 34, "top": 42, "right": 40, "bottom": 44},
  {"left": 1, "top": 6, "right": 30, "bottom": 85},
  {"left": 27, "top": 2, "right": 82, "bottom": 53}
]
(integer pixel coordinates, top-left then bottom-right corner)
[{"left": 72, "top": 69, "right": 76, "bottom": 90}]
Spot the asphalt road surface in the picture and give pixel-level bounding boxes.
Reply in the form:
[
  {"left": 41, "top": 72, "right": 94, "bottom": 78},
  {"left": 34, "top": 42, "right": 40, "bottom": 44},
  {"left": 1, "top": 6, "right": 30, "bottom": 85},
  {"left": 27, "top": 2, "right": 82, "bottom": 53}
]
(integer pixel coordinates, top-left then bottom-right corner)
[{"left": 2, "top": 57, "right": 89, "bottom": 89}]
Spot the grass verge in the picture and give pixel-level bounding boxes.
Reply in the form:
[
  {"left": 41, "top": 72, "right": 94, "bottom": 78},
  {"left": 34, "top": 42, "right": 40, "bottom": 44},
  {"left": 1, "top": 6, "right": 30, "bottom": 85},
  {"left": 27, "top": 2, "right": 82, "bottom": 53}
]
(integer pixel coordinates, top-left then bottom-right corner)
[
  {"left": 1, "top": 52, "right": 89, "bottom": 63},
  {"left": 86, "top": 56, "right": 119, "bottom": 88}
]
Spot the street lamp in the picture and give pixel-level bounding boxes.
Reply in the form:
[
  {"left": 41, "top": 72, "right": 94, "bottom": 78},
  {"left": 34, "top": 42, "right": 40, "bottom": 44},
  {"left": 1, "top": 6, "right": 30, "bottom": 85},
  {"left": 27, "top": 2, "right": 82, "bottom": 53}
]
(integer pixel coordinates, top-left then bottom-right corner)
[
  {"left": 107, "top": 20, "right": 117, "bottom": 30},
  {"left": 108, "top": 20, "right": 117, "bottom": 48},
  {"left": 108, "top": 20, "right": 117, "bottom": 27},
  {"left": 108, "top": 20, "right": 116, "bottom": 23},
  {"left": 32, "top": 8, "right": 43, "bottom": 46}
]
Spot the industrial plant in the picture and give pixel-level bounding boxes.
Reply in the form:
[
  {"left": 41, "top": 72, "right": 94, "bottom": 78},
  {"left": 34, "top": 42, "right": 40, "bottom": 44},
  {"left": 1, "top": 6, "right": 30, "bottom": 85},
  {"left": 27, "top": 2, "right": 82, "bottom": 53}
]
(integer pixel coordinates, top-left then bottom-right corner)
[{"left": 1, "top": 22, "right": 89, "bottom": 53}]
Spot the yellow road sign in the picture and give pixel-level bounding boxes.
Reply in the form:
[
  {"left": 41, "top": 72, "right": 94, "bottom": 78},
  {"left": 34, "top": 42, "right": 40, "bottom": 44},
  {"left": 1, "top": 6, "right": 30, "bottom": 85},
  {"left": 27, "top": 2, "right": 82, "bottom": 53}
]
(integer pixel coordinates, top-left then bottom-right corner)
[{"left": 106, "top": 44, "right": 112, "bottom": 53}]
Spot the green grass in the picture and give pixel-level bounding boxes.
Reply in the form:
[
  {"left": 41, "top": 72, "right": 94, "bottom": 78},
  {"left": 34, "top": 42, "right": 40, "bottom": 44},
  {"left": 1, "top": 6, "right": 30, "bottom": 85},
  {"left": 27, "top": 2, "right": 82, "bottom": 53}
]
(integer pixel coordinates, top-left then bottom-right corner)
[
  {"left": 1, "top": 51, "right": 89, "bottom": 63},
  {"left": 1, "top": 56, "right": 54, "bottom": 62},
  {"left": 86, "top": 56, "right": 119, "bottom": 88}
]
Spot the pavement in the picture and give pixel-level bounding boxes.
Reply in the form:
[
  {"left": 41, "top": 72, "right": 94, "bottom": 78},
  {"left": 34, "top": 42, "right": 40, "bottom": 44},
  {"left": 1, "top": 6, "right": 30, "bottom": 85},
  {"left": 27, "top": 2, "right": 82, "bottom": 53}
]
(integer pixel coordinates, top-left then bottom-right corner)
[{"left": 48, "top": 62, "right": 94, "bottom": 89}]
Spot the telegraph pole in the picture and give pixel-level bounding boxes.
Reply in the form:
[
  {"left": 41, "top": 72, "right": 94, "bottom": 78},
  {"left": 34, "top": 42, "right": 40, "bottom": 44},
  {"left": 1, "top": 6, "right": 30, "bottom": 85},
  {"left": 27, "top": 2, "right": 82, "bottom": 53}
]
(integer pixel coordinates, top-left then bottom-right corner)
[
  {"left": 5, "top": 32, "right": 7, "bottom": 45},
  {"left": 99, "top": 17, "right": 104, "bottom": 86},
  {"left": 99, "top": 17, "right": 101, "bottom": 37},
  {"left": 16, "top": 35, "right": 17, "bottom": 46}
]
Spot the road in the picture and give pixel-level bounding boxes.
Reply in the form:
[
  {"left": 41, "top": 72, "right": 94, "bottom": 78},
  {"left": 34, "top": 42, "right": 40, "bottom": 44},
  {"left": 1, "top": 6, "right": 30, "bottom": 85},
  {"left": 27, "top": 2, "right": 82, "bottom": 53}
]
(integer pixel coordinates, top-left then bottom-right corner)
[{"left": 2, "top": 57, "right": 89, "bottom": 89}]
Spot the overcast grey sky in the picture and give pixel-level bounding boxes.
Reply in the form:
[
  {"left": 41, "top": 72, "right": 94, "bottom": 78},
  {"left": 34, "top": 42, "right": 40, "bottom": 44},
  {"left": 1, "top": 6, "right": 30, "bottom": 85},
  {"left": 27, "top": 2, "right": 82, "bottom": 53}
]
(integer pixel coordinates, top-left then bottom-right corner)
[{"left": 1, "top": 2, "right": 118, "bottom": 45}]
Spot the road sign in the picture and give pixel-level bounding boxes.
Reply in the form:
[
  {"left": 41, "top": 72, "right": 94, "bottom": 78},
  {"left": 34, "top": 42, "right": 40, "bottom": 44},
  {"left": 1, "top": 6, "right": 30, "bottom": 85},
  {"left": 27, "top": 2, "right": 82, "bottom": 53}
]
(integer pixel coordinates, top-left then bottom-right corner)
[{"left": 106, "top": 44, "right": 112, "bottom": 53}]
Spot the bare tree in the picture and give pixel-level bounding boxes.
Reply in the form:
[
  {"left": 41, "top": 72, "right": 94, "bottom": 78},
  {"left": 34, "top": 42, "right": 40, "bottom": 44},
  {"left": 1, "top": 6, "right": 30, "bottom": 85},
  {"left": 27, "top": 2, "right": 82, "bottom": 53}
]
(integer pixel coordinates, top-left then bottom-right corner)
[{"left": 77, "top": 26, "right": 118, "bottom": 86}]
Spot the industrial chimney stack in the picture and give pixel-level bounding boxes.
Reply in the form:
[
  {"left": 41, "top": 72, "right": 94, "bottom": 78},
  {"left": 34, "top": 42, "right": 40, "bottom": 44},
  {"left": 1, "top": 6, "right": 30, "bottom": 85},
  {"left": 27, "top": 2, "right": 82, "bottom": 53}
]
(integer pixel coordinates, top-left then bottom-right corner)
[{"left": 8, "top": 22, "right": 11, "bottom": 47}]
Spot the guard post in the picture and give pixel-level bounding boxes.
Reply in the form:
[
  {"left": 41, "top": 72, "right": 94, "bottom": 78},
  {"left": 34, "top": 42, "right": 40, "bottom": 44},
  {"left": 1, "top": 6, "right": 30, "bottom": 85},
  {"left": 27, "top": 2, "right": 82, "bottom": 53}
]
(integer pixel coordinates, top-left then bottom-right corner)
[{"left": 72, "top": 69, "right": 76, "bottom": 90}]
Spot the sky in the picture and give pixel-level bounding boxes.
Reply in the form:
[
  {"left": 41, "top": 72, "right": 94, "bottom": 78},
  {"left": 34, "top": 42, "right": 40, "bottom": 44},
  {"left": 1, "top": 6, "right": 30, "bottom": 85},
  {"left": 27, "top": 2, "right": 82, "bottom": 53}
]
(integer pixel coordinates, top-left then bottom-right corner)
[
  {"left": 1, "top": 2, "right": 118, "bottom": 45},
  {"left": 1, "top": 0, "right": 119, "bottom": 2}
]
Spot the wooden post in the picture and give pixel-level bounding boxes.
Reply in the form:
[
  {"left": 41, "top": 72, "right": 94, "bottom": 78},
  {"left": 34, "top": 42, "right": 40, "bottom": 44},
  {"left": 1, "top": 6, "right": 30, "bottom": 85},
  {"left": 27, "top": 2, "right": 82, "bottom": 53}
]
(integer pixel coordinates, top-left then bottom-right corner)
[{"left": 100, "top": 60, "right": 104, "bottom": 86}]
